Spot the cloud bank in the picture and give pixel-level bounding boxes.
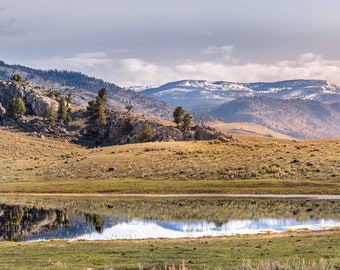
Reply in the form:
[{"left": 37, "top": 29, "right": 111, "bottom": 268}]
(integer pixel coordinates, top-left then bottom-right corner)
[{"left": 24, "top": 46, "right": 340, "bottom": 88}]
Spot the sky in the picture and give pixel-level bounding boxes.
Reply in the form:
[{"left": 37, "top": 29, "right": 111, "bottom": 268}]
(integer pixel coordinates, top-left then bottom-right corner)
[{"left": 1, "top": 0, "right": 340, "bottom": 87}]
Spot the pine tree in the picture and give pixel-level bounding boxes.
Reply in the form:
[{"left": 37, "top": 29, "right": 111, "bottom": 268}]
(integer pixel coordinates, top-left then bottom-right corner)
[
  {"left": 138, "top": 123, "right": 156, "bottom": 142},
  {"left": 183, "top": 113, "right": 193, "bottom": 131},
  {"left": 57, "top": 97, "right": 67, "bottom": 122},
  {"left": 96, "top": 98, "right": 107, "bottom": 125},
  {"left": 43, "top": 103, "right": 57, "bottom": 124},
  {"left": 11, "top": 74, "right": 23, "bottom": 82},
  {"left": 8, "top": 97, "right": 26, "bottom": 119},
  {"left": 66, "top": 92, "right": 72, "bottom": 107},
  {"left": 173, "top": 106, "right": 185, "bottom": 125},
  {"left": 87, "top": 88, "right": 108, "bottom": 125},
  {"left": 122, "top": 116, "right": 134, "bottom": 135}
]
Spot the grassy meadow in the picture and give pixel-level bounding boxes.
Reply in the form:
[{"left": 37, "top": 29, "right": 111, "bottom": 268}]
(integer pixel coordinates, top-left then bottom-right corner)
[{"left": 1, "top": 127, "right": 340, "bottom": 194}]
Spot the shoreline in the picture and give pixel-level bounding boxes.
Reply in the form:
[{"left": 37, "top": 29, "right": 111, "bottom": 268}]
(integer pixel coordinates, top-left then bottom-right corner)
[{"left": 1, "top": 193, "right": 340, "bottom": 200}]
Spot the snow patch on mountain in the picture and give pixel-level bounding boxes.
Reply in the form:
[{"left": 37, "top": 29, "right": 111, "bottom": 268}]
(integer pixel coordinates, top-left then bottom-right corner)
[{"left": 140, "top": 79, "right": 340, "bottom": 111}]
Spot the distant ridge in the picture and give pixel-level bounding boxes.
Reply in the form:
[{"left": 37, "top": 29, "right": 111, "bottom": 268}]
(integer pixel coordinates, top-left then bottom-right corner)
[
  {"left": 140, "top": 79, "right": 340, "bottom": 112},
  {"left": 210, "top": 96, "right": 340, "bottom": 139}
]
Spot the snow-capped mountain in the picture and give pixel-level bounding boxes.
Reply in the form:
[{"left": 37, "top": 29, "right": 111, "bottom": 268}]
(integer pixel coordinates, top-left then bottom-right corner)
[{"left": 140, "top": 79, "right": 340, "bottom": 111}]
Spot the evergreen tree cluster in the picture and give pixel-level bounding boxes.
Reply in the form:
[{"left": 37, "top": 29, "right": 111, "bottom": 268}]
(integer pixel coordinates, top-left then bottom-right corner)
[
  {"left": 173, "top": 106, "right": 193, "bottom": 131},
  {"left": 87, "top": 88, "right": 108, "bottom": 125}
]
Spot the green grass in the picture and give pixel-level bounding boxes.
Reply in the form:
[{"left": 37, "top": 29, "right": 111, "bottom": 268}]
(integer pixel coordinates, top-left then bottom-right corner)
[
  {"left": 0, "top": 230, "right": 339, "bottom": 269},
  {"left": 1, "top": 127, "right": 340, "bottom": 194}
]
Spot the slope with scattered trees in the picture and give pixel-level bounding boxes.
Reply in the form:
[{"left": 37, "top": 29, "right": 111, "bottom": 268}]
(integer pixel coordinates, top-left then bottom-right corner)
[{"left": 0, "top": 78, "right": 233, "bottom": 147}]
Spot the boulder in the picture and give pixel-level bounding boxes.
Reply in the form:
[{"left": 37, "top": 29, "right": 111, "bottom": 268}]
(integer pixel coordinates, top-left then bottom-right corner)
[
  {"left": 26, "top": 92, "right": 58, "bottom": 117},
  {"left": 156, "top": 126, "right": 184, "bottom": 141},
  {"left": 193, "top": 125, "right": 233, "bottom": 142}
]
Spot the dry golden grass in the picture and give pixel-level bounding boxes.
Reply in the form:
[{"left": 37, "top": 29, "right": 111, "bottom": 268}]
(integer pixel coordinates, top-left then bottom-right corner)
[
  {"left": 1, "top": 127, "right": 340, "bottom": 194},
  {"left": 206, "top": 121, "right": 295, "bottom": 140}
]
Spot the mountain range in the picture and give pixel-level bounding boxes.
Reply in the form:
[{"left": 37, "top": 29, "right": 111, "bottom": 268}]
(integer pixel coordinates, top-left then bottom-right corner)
[
  {"left": 140, "top": 80, "right": 340, "bottom": 139},
  {"left": 141, "top": 79, "right": 340, "bottom": 112},
  {"left": 2, "top": 60, "right": 340, "bottom": 139}
]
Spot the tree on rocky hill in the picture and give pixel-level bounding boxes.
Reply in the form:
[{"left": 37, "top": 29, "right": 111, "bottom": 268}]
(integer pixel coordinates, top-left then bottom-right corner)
[
  {"left": 57, "top": 97, "right": 68, "bottom": 123},
  {"left": 173, "top": 106, "right": 193, "bottom": 130},
  {"left": 7, "top": 97, "right": 26, "bottom": 119},
  {"left": 173, "top": 106, "right": 185, "bottom": 125},
  {"left": 43, "top": 103, "right": 57, "bottom": 124},
  {"left": 11, "top": 74, "right": 23, "bottom": 82},
  {"left": 87, "top": 88, "right": 108, "bottom": 125},
  {"left": 122, "top": 115, "right": 134, "bottom": 136},
  {"left": 183, "top": 113, "right": 193, "bottom": 131},
  {"left": 138, "top": 123, "right": 156, "bottom": 142},
  {"left": 66, "top": 92, "right": 72, "bottom": 107}
]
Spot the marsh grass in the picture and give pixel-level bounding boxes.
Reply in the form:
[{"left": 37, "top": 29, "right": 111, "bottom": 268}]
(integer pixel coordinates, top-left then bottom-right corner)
[{"left": 1, "top": 127, "right": 340, "bottom": 194}]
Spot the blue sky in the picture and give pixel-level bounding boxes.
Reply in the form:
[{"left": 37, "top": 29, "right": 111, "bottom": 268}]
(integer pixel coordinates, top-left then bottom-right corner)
[{"left": 1, "top": 0, "right": 340, "bottom": 87}]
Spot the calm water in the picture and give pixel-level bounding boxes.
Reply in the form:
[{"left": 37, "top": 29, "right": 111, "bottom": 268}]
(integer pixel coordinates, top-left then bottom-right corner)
[{"left": 0, "top": 197, "right": 339, "bottom": 242}]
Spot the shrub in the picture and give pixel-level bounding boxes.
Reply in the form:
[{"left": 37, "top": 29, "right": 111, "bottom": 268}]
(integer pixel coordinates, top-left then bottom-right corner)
[{"left": 139, "top": 123, "right": 156, "bottom": 142}]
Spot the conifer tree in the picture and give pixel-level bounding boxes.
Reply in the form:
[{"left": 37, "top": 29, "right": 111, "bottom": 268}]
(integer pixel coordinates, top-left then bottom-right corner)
[
  {"left": 8, "top": 97, "right": 26, "bottom": 119},
  {"left": 138, "top": 123, "right": 156, "bottom": 142},
  {"left": 173, "top": 106, "right": 185, "bottom": 125},
  {"left": 43, "top": 103, "right": 57, "bottom": 124},
  {"left": 57, "top": 97, "right": 67, "bottom": 122},
  {"left": 183, "top": 113, "right": 193, "bottom": 131},
  {"left": 87, "top": 88, "right": 108, "bottom": 125}
]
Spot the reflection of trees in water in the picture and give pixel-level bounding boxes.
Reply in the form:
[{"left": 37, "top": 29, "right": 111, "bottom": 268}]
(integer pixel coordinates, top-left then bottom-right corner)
[
  {"left": 0, "top": 205, "right": 69, "bottom": 241},
  {"left": 85, "top": 214, "right": 105, "bottom": 233}
]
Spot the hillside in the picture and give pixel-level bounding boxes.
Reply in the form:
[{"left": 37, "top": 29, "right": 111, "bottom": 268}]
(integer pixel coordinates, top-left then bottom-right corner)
[
  {"left": 0, "top": 60, "right": 175, "bottom": 120},
  {"left": 3, "top": 60, "right": 340, "bottom": 139},
  {"left": 1, "top": 126, "right": 340, "bottom": 194},
  {"left": 0, "top": 78, "right": 231, "bottom": 147},
  {"left": 210, "top": 96, "right": 340, "bottom": 139}
]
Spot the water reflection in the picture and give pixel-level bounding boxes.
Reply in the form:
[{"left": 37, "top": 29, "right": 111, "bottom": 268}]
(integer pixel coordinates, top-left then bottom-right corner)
[
  {"left": 0, "top": 198, "right": 338, "bottom": 242},
  {"left": 64, "top": 218, "right": 340, "bottom": 241}
]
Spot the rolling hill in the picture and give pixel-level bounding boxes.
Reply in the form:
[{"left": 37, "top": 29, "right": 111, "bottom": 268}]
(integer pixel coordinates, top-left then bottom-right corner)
[
  {"left": 210, "top": 96, "right": 340, "bottom": 139},
  {"left": 0, "top": 60, "right": 175, "bottom": 120}
]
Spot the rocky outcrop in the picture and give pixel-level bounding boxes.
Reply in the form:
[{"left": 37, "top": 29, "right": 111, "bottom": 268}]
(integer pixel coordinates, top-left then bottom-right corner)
[
  {"left": 0, "top": 80, "right": 57, "bottom": 117},
  {"left": 83, "top": 110, "right": 234, "bottom": 147}
]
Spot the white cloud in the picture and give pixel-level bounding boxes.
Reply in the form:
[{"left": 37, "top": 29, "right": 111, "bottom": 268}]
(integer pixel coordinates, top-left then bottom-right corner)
[
  {"left": 23, "top": 51, "right": 340, "bottom": 88},
  {"left": 114, "top": 53, "right": 340, "bottom": 87},
  {"left": 201, "top": 45, "right": 237, "bottom": 63}
]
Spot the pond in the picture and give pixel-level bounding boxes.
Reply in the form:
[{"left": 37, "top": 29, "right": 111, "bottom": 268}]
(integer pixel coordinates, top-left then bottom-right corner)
[{"left": 0, "top": 196, "right": 339, "bottom": 242}]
